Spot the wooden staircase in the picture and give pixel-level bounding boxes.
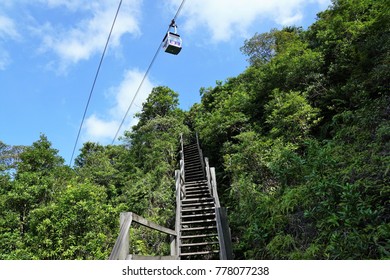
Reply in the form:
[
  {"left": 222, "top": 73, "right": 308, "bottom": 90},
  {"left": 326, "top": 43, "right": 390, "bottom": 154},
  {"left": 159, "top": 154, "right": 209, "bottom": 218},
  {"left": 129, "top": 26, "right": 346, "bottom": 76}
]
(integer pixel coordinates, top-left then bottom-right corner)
[
  {"left": 110, "top": 133, "right": 232, "bottom": 260},
  {"left": 179, "top": 143, "right": 219, "bottom": 259}
]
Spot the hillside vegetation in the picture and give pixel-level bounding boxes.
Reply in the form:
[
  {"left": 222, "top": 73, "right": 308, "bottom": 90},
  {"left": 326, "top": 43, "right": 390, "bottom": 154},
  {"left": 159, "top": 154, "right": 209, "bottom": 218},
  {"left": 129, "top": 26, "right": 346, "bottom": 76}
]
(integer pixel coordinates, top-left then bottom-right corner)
[{"left": 1, "top": 0, "right": 388, "bottom": 259}]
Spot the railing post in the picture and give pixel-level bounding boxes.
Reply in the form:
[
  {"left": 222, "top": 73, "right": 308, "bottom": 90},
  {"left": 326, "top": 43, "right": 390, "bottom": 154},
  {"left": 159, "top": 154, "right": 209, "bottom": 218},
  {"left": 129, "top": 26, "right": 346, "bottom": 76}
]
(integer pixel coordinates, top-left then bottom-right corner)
[
  {"left": 175, "top": 170, "right": 182, "bottom": 258},
  {"left": 109, "top": 212, "right": 133, "bottom": 260},
  {"left": 196, "top": 133, "right": 206, "bottom": 179},
  {"left": 210, "top": 167, "right": 220, "bottom": 208},
  {"left": 205, "top": 157, "right": 212, "bottom": 195},
  {"left": 216, "top": 208, "right": 233, "bottom": 260}
]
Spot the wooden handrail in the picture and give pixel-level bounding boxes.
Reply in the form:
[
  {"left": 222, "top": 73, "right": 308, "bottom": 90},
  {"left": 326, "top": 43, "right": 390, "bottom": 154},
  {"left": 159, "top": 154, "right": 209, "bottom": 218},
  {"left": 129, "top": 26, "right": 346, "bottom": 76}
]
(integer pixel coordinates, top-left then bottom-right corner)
[
  {"left": 196, "top": 133, "right": 206, "bottom": 179},
  {"left": 204, "top": 158, "right": 232, "bottom": 259},
  {"left": 109, "top": 212, "right": 177, "bottom": 260},
  {"left": 175, "top": 170, "right": 182, "bottom": 258}
]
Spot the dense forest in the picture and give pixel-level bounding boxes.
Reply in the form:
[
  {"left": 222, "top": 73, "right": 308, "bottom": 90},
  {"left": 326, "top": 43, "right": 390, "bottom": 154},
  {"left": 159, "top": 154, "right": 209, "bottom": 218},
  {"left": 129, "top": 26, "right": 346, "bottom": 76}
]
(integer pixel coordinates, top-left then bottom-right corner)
[{"left": 1, "top": 0, "right": 389, "bottom": 259}]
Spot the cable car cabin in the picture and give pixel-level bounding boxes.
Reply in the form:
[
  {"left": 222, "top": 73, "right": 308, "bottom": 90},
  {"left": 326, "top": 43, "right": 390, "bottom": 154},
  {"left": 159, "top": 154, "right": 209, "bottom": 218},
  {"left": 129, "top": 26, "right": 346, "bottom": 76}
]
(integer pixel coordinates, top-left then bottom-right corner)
[{"left": 162, "top": 32, "right": 182, "bottom": 55}]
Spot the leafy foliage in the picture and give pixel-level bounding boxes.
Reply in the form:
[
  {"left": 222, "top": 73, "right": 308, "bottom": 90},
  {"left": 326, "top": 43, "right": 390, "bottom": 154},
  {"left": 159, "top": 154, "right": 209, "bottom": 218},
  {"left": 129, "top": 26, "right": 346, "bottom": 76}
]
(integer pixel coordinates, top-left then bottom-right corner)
[{"left": 1, "top": 0, "right": 388, "bottom": 260}]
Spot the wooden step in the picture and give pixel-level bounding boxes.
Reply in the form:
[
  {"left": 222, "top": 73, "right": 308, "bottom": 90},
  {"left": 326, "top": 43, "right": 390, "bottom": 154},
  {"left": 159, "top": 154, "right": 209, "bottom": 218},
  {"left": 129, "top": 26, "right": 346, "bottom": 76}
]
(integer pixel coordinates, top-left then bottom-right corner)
[
  {"left": 182, "top": 197, "right": 213, "bottom": 203},
  {"left": 183, "top": 144, "right": 197, "bottom": 150},
  {"left": 185, "top": 170, "right": 204, "bottom": 175},
  {"left": 185, "top": 175, "right": 205, "bottom": 179},
  {"left": 184, "top": 180, "right": 207, "bottom": 186},
  {"left": 184, "top": 153, "right": 201, "bottom": 158},
  {"left": 184, "top": 162, "right": 202, "bottom": 168},
  {"left": 184, "top": 184, "right": 209, "bottom": 191},
  {"left": 185, "top": 188, "right": 209, "bottom": 194},
  {"left": 180, "top": 233, "right": 218, "bottom": 239},
  {"left": 185, "top": 167, "right": 203, "bottom": 173},
  {"left": 185, "top": 194, "right": 211, "bottom": 200},
  {"left": 181, "top": 226, "right": 217, "bottom": 231},
  {"left": 180, "top": 250, "right": 219, "bottom": 257},
  {"left": 181, "top": 201, "right": 214, "bottom": 211},
  {"left": 182, "top": 212, "right": 215, "bottom": 218},
  {"left": 180, "top": 241, "right": 219, "bottom": 247},
  {"left": 184, "top": 149, "right": 199, "bottom": 155},
  {"left": 181, "top": 206, "right": 215, "bottom": 213},
  {"left": 181, "top": 219, "right": 216, "bottom": 225},
  {"left": 185, "top": 193, "right": 210, "bottom": 198},
  {"left": 185, "top": 184, "right": 208, "bottom": 190}
]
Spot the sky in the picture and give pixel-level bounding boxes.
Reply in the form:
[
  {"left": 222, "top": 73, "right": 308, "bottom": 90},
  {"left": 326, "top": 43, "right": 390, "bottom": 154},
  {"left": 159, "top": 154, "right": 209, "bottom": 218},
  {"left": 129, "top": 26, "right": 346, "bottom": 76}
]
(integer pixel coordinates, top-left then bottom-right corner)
[{"left": 0, "top": 0, "right": 331, "bottom": 165}]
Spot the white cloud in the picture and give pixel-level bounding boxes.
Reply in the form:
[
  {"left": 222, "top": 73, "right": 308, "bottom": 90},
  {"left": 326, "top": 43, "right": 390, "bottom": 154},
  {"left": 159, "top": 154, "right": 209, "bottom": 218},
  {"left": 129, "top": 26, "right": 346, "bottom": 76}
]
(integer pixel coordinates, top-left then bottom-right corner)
[
  {"left": 0, "top": 48, "right": 10, "bottom": 70},
  {"left": 167, "top": 0, "right": 331, "bottom": 42},
  {"left": 0, "top": 14, "right": 20, "bottom": 70},
  {"left": 84, "top": 114, "right": 119, "bottom": 140},
  {"left": 83, "top": 68, "right": 155, "bottom": 143},
  {"left": 0, "top": 14, "right": 19, "bottom": 39},
  {"left": 37, "top": 0, "right": 142, "bottom": 68}
]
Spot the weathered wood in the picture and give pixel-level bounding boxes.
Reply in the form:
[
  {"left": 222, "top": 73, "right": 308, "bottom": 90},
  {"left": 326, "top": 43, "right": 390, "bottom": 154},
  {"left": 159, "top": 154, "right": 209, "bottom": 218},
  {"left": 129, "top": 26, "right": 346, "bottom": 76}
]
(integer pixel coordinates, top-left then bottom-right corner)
[
  {"left": 205, "top": 158, "right": 213, "bottom": 196},
  {"left": 196, "top": 133, "right": 206, "bottom": 179},
  {"left": 216, "top": 207, "right": 233, "bottom": 260},
  {"left": 109, "top": 212, "right": 177, "bottom": 260},
  {"left": 132, "top": 213, "right": 176, "bottom": 236},
  {"left": 175, "top": 170, "right": 182, "bottom": 258},
  {"left": 210, "top": 167, "right": 220, "bottom": 208},
  {"left": 127, "top": 255, "right": 179, "bottom": 260},
  {"left": 170, "top": 235, "right": 177, "bottom": 256},
  {"left": 109, "top": 212, "right": 133, "bottom": 260}
]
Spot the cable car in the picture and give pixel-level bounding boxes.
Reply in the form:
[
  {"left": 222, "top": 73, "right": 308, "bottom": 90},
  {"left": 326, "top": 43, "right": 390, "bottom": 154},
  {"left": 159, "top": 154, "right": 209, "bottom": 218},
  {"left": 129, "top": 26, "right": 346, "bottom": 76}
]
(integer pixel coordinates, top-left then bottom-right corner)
[{"left": 163, "top": 20, "right": 182, "bottom": 55}]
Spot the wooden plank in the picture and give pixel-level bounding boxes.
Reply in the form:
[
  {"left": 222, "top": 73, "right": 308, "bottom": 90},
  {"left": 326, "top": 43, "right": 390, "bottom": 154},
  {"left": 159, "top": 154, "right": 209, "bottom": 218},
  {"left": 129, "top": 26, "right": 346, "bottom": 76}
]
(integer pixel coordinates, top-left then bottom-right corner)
[
  {"left": 210, "top": 168, "right": 220, "bottom": 208},
  {"left": 180, "top": 241, "right": 219, "bottom": 247},
  {"left": 216, "top": 207, "right": 233, "bottom": 260},
  {"left": 109, "top": 212, "right": 133, "bottom": 260},
  {"left": 180, "top": 250, "right": 219, "bottom": 256},
  {"left": 132, "top": 213, "right": 176, "bottom": 236},
  {"left": 175, "top": 170, "right": 181, "bottom": 258},
  {"left": 128, "top": 255, "right": 179, "bottom": 260}
]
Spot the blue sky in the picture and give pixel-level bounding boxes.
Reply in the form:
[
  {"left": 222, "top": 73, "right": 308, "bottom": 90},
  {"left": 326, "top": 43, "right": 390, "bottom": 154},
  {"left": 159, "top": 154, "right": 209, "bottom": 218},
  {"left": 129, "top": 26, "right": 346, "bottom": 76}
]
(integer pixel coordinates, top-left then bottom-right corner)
[{"left": 0, "top": 0, "right": 330, "bottom": 165}]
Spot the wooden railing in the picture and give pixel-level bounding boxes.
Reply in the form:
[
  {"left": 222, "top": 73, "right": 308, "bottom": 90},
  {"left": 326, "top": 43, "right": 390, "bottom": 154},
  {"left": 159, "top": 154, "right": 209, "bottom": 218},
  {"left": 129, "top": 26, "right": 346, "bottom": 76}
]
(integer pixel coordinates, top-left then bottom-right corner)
[
  {"left": 109, "top": 212, "right": 178, "bottom": 260},
  {"left": 196, "top": 133, "right": 206, "bottom": 179},
  {"left": 204, "top": 156, "right": 233, "bottom": 260}
]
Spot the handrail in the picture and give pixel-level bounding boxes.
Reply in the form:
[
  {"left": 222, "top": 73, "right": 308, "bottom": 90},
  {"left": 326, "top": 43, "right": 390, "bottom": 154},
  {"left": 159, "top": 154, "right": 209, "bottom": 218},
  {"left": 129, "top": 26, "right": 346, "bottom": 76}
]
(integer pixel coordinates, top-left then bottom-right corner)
[
  {"left": 109, "top": 212, "right": 177, "bottom": 260},
  {"left": 179, "top": 133, "right": 185, "bottom": 187},
  {"left": 175, "top": 170, "right": 182, "bottom": 258},
  {"left": 204, "top": 157, "right": 232, "bottom": 259},
  {"left": 196, "top": 133, "right": 206, "bottom": 179},
  {"left": 204, "top": 157, "right": 213, "bottom": 197}
]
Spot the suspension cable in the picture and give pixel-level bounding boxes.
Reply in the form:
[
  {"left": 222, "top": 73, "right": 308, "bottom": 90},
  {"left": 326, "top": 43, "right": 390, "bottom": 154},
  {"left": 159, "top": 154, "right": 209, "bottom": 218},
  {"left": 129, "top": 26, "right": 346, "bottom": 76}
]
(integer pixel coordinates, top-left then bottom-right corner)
[
  {"left": 111, "top": 0, "right": 187, "bottom": 144},
  {"left": 69, "top": 0, "right": 123, "bottom": 166}
]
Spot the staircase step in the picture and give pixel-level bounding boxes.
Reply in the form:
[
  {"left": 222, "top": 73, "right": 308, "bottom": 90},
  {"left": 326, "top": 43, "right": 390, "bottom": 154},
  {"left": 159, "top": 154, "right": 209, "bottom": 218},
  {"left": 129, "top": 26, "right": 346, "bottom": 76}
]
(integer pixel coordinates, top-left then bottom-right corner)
[
  {"left": 180, "top": 241, "right": 219, "bottom": 247},
  {"left": 185, "top": 171, "right": 203, "bottom": 174},
  {"left": 184, "top": 152, "right": 200, "bottom": 157},
  {"left": 181, "top": 206, "right": 215, "bottom": 213},
  {"left": 181, "top": 219, "right": 216, "bottom": 225},
  {"left": 180, "top": 250, "right": 219, "bottom": 257},
  {"left": 185, "top": 167, "right": 203, "bottom": 173},
  {"left": 181, "top": 226, "right": 217, "bottom": 231},
  {"left": 184, "top": 149, "right": 199, "bottom": 155},
  {"left": 185, "top": 188, "right": 209, "bottom": 194},
  {"left": 185, "top": 185, "right": 209, "bottom": 191},
  {"left": 182, "top": 212, "right": 215, "bottom": 218},
  {"left": 185, "top": 192, "right": 210, "bottom": 198},
  {"left": 184, "top": 180, "right": 208, "bottom": 186},
  {"left": 182, "top": 197, "right": 213, "bottom": 203},
  {"left": 185, "top": 175, "right": 205, "bottom": 180},
  {"left": 183, "top": 144, "right": 197, "bottom": 150},
  {"left": 181, "top": 201, "right": 215, "bottom": 208},
  {"left": 185, "top": 173, "right": 206, "bottom": 179},
  {"left": 184, "top": 159, "right": 202, "bottom": 163},
  {"left": 185, "top": 194, "right": 211, "bottom": 200},
  {"left": 180, "top": 233, "right": 218, "bottom": 239},
  {"left": 184, "top": 162, "right": 202, "bottom": 168}
]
